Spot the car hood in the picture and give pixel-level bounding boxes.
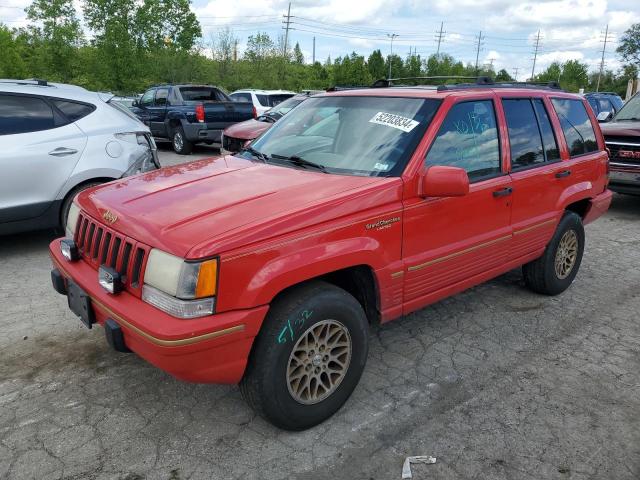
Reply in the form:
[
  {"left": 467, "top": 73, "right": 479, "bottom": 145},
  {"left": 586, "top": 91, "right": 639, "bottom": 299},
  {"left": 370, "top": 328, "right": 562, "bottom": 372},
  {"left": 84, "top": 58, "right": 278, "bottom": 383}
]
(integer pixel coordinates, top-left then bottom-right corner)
[
  {"left": 77, "top": 155, "right": 394, "bottom": 258},
  {"left": 223, "top": 119, "right": 272, "bottom": 140},
  {"left": 600, "top": 120, "right": 640, "bottom": 137}
]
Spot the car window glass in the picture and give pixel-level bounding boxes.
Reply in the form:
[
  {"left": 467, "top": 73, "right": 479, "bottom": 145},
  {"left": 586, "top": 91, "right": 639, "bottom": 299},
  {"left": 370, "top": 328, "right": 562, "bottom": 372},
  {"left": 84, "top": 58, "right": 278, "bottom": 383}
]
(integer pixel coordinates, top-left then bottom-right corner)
[
  {"left": 532, "top": 99, "right": 560, "bottom": 162},
  {"left": 597, "top": 98, "right": 612, "bottom": 114},
  {"left": 425, "top": 100, "right": 501, "bottom": 182},
  {"left": 503, "top": 99, "right": 546, "bottom": 169},
  {"left": 0, "top": 94, "right": 55, "bottom": 135},
  {"left": 140, "top": 90, "right": 154, "bottom": 107},
  {"left": 587, "top": 97, "right": 599, "bottom": 113},
  {"left": 155, "top": 88, "right": 169, "bottom": 106},
  {"left": 232, "top": 93, "right": 252, "bottom": 102},
  {"left": 53, "top": 100, "right": 95, "bottom": 122},
  {"left": 551, "top": 98, "right": 598, "bottom": 156}
]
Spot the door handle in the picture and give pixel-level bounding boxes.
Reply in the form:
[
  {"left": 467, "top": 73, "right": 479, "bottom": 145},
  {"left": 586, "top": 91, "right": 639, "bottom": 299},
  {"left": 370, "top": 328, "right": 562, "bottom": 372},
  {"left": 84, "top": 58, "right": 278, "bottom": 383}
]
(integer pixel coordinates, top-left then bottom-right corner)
[
  {"left": 49, "top": 147, "right": 78, "bottom": 157},
  {"left": 493, "top": 187, "right": 513, "bottom": 197},
  {"left": 555, "top": 170, "right": 571, "bottom": 178}
]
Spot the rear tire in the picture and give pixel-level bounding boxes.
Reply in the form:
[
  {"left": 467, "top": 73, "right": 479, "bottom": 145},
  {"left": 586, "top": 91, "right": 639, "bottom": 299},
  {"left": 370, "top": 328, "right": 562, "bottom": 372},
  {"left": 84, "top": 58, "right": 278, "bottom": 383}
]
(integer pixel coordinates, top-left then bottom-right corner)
[
  {"left": 523, "top": 211, "right": 585, "bottom": 295},
  {"left": 171, "top": 126, "right": 193, "bottom": 155},
  {"left": 240, "top": 281, "right": 369, "bottom": 430}
]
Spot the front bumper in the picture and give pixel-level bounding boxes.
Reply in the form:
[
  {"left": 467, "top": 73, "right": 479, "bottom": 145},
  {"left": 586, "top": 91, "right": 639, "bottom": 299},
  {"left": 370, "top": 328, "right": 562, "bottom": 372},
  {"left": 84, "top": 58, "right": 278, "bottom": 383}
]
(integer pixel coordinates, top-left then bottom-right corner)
[
  {"left": 182, "top": 124, "right": 222, "bottom": 143},
  {"left": 609, "top": 163, "right": 640, "bottom": 195},
  {"left": 49, "top": 238, "right": 268, "bottom": 384}
]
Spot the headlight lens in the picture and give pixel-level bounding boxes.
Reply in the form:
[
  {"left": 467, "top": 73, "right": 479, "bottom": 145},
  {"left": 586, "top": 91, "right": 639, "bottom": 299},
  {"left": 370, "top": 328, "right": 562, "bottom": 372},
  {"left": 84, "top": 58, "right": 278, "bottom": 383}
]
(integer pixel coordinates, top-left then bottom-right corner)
[
  {"left": 65, "top": 202, "right": 80, "bottom": 238},
  {"left": 117, "top": 132, "right": 159, "bottom": 177},
  {"left": 143, "top": 249, "right": 218, "bottom": 318}
]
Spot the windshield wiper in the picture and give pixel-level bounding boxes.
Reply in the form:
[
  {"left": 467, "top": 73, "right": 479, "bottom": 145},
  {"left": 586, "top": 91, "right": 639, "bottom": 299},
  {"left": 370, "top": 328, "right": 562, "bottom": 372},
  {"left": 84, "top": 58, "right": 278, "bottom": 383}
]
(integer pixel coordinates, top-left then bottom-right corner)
[
  {"left": 240, "top": 146, "right": 270, "bottom": 163},
  {"left": 270, "top": 153, "right": 328, "bottom": 173}
]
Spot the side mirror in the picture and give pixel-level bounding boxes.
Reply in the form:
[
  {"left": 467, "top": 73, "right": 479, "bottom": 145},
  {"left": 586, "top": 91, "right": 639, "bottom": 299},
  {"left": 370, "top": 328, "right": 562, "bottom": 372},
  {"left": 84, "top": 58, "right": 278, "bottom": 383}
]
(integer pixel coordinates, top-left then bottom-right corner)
[
  {"left": 419, "top": 166, "right": 470, "bottom": 198},
  {"left": 596, "top": 111, "right": 612, "bottom": 122},
  {"left": 132, "top": 100, "right": 139, "bottom": 107}
]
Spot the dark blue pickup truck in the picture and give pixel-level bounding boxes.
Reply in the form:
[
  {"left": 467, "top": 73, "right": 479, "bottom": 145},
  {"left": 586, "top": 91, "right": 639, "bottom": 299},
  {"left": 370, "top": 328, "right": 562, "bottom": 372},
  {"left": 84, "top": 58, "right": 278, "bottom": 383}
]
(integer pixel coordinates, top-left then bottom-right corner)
[{"left": 132, "top": 84, "right": 255, "bottom": 154}]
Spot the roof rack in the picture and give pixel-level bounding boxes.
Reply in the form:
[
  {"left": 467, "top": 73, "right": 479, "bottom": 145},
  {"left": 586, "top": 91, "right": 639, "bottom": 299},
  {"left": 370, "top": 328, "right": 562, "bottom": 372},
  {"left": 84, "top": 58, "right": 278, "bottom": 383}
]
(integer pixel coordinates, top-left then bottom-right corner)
[
  {"left": 371, "top": 76, "right": 563, "bottom": 91},
  {"left": 0, "top": 78, "right": 49, "bottom": 86},
  {"left": 326, "top": 85, "right": 371, "bottom": 91}
]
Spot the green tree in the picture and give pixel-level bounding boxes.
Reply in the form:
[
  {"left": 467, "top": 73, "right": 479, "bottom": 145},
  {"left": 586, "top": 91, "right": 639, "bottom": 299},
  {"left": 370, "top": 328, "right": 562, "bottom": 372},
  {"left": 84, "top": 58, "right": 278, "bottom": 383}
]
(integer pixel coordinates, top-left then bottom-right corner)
[
  {"left": 367, "top": 49, "right": 385, "bottom": 80},
  {"left": 617, "top": 23, "right": 640, "bottom": 71},
  {"left": 134, "top": 0, "right": 201, "bottom": 51},
  {"left": 25, "top": 0, "right": 81, "bottom": 81},
  {"left": 293, "top": 42, "right": 304, "bottom": 64},
  {"left": 495, "top": 68, "right": 513, "bottom": 81},
  {"left": 0, "top": 25, "right": 27, "bottom": 78}
]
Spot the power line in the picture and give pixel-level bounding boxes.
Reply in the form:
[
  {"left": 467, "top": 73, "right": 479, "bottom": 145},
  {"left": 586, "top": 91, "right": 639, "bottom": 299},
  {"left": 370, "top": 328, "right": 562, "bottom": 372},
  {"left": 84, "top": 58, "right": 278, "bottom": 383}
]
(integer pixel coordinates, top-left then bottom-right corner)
[{"left": 531, "top": 29, "right": 542, "bottom": 80}]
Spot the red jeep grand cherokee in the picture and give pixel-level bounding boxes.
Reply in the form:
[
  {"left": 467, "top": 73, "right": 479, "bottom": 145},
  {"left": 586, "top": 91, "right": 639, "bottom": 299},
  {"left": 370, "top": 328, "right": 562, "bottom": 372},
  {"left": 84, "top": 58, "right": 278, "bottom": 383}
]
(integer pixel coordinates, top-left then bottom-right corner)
[{"left": 50, "top": 80, "right": 612, "bottom": 430}]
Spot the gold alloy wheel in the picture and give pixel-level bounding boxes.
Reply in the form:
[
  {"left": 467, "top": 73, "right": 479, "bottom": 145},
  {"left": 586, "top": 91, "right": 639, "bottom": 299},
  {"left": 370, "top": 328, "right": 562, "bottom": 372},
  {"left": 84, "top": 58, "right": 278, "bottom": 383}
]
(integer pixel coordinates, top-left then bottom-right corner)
[
  {"left": 286, "top": 319, "right": 352, "bottom": 405},
  {"left": 555, "top": 229, "right": 578, "bottom": 279}
]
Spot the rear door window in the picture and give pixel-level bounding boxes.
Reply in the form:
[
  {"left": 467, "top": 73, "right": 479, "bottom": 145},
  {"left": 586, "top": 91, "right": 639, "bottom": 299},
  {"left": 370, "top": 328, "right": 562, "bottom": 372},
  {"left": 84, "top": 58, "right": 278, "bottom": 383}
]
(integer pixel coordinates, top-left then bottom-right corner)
[
  {"left": 52, "top": 100, "right": 95, "bottom": 122},
  {"left": 503, "top": 98, "right": 560, "bottom": 170},
  {"left": 551, "top": 98, "right": 598, "bottom": 156},
  {"left": 425, "top": 99, "right": 501, "bottom": 182},
  {"left": 0, "top": 94, "right": 56, "bottom": 135}
]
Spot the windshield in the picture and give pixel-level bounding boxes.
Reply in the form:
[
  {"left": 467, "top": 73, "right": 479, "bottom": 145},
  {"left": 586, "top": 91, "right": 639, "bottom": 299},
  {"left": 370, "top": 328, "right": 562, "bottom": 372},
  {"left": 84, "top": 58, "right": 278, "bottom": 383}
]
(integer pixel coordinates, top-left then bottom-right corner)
[
  {"left": 614, "top": 94, "right": 640, "bottom": 121},
  {"left": 265, "top": 97, "right": 305, "bottom": 118},
  {"left": 245, "top": 95, "right": 441, "bottom": 176}
]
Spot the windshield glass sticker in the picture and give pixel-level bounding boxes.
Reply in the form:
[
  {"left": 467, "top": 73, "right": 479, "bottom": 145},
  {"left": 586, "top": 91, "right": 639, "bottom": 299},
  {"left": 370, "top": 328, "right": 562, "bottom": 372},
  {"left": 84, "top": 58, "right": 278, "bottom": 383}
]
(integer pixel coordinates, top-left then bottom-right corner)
[
  {"left": 373, "top": 162, "right": 390, "bottom": 171},
  {"left": 369, "top": 112, "right": 419, "bottom": 132}
]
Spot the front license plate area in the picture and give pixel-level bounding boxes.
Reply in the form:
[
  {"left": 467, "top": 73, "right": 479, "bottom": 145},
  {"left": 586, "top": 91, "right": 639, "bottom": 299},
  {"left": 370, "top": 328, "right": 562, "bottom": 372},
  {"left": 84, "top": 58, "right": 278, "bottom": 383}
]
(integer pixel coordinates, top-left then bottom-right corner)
[{"left": 67, "top": 281, "right": 95, "bottom": 329}]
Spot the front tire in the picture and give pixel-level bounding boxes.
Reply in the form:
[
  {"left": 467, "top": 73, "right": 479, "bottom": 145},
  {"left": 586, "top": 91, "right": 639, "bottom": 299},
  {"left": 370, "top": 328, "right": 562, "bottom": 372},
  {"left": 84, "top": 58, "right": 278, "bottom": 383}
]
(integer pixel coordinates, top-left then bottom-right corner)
[
  {"left": 171, "top": 126, "right": 193, "bottom": 155},
  {"left": 240, "top": 281, "right": 369, "bottom": 430},
  {"left": 523, "top": 211, "right": 585, "bottom": 295}
]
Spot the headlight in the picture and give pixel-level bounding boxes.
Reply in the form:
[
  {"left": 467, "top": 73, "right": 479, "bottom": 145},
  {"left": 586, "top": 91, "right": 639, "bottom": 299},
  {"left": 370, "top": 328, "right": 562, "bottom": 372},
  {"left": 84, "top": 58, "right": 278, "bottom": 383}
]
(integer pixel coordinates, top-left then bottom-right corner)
[
  {"left": 142, "top": 249, "right": 218, "bottom": 318},
  {"left": 65, "top": 202, "right": 81, "bottom": 238},
  {"left": 116, "top": 132, "right": 159, "bottom": 177}
]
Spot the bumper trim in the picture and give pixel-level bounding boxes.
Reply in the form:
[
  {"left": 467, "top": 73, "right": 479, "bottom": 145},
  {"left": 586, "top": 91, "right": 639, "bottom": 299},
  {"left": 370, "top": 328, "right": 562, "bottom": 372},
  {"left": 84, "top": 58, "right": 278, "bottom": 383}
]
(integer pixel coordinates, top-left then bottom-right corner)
[{"left": 52, "top": 257, "right": 246, "bottom": 347}]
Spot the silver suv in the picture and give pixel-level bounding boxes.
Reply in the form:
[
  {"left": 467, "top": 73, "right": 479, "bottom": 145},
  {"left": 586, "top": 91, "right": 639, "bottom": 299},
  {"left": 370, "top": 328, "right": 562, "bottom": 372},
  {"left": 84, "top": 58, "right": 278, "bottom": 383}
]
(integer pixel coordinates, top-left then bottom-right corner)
[{"left": 0, "top": 79, "right": 159, "bottom": 236}]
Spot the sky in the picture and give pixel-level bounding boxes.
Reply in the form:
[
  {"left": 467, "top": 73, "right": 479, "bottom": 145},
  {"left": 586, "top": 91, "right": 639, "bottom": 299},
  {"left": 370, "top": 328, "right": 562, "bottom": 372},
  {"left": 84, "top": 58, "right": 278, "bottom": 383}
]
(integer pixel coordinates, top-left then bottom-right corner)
[{"left": 1, "top": 0, "right": 639, "bottom": 79}]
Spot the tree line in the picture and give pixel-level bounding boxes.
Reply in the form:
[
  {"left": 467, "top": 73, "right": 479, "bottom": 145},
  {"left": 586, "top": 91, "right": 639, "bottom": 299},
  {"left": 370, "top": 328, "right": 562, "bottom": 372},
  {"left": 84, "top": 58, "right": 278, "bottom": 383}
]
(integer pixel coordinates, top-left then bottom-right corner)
[{"left": 1, "top": 0, "right": 639, "bottom": 96}]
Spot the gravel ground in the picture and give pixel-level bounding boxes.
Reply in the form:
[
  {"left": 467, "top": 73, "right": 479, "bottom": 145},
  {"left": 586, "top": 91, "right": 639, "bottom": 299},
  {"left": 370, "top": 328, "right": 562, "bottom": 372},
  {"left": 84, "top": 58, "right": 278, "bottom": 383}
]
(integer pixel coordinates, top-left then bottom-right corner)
[{"left": 1, "top": 152, "right": 639, "bottom": 480}]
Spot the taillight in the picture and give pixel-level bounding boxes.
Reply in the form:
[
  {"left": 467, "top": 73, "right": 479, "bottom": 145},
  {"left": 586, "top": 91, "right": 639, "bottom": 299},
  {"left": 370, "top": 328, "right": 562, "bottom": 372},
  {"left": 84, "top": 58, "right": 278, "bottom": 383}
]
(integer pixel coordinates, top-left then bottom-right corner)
[
  {"left": 252, "top": 106, "right": 257, "bottom": 119},
  {"left": 195, "top": 103, "right": 205, "bottom": 123}
]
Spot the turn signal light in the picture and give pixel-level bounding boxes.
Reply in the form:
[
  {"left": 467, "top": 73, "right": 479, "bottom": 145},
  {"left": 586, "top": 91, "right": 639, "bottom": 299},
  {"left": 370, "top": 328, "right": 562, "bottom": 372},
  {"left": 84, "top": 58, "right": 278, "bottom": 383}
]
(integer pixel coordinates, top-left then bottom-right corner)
[{"left": 195, "top": 259, "right": 218, "bottom": 298}]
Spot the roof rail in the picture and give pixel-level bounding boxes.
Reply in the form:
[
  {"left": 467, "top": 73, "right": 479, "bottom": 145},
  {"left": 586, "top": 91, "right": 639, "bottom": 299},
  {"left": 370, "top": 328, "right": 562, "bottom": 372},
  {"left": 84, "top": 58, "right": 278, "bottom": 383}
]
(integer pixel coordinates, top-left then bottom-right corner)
[
  {"left": 371, "top": 76, "right": 563, "bottom": 91},
  {"left": 0, "top": 78, "right": 49, "bottom": 87},
  {"left": 326, "top": 84, "right": 371, "bottom": 91}
]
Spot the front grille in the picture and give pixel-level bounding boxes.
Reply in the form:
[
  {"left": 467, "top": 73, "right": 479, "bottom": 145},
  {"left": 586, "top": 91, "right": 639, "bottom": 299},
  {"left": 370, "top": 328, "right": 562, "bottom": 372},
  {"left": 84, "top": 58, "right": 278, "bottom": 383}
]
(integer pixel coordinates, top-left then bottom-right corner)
[
  {"left": 606, "top": 140, "right": 640, "bottom": 166},
  {"left": 74, "top": 213, "right": 149, "bottom": 295}
]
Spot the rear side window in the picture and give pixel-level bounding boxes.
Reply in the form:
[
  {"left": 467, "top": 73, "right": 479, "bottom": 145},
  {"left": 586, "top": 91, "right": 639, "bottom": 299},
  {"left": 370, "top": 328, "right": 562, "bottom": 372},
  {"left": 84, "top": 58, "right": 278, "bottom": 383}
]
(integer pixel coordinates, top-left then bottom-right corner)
[
  {"left": 231, "top": 92, "right": 252, "bottom": 102},
  {"left": 258, "top": 94, "right": 294, "bottom": 107},
  {"left": 180, "top": 87, "right": 222, "bottom": 101},
  {"left": 52, "top": 100, "right": 95, "bottom": 122},
  {"left": 425, "top": 100, "right": 501, "bottom": 182},
  {"left": 551, "top": 98, "right": 598, "bottom": 156},
  {"left": 0, "top": 94, "right": 55, "bottom": 135},
  {"left": 533, "top": 99, "right": 560, "bottom": 162}
]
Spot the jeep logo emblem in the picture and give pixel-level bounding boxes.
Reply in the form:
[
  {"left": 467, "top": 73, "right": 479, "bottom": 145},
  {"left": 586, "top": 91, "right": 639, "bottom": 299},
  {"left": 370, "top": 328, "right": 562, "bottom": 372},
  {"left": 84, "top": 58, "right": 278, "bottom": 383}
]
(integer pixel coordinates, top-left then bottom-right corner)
[{"left": 102, "top": 210, "right": 118, "bottom": 225}]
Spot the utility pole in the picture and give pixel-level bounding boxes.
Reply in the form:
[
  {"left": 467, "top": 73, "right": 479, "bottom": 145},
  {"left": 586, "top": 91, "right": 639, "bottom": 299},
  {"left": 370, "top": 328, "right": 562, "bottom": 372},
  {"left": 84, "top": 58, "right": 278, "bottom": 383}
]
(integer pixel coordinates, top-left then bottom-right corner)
[
  {"left": 387, "top": 33, "right": 398, "bottom": 80},
  {"left": 531, "top": 29, "right": 542, "bottom": 80},
  {"left": 597, "top": 24, "right": 612, "bottom": 92},
  {"left": 435, "top": 21, "right": 445, "bottom": 56},
  {"left": 282, "top": 2, "right": 292, "bottom": 58},
  {"left": 312, "top": 36, "right": 316, "bottom": 64},
  {"left": 512, "top": 67, "right": 519, "bottom": 81},
  {"left": 474, "top": 31, "right": 484, "bottom": 74},
  {"left": 233, "top": 40, "right": 238, "bottom": 61}
]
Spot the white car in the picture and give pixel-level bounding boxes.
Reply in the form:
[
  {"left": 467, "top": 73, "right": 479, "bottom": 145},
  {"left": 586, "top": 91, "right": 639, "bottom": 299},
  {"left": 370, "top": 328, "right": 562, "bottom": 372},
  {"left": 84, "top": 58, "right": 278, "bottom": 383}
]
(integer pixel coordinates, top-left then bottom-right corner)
[
  {"left": 229, "top": 89, "right": 296, "bottom": 116},
  {"left": 0, "top": 79, "right": 159, "bottom": 236}
]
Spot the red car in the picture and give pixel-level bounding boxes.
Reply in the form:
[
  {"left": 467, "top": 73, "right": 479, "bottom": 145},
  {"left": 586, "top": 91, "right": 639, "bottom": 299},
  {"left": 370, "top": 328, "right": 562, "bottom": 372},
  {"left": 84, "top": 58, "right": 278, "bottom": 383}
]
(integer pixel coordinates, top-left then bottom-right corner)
[
  {"left": 50, "top": 80, "right": 611, "bottom": 430},
  {"left": 599, "top": 92, "right": 640, "bottom": 195},
  {"left": 222, "top": 92, "right": 321, "bottom": 152}
]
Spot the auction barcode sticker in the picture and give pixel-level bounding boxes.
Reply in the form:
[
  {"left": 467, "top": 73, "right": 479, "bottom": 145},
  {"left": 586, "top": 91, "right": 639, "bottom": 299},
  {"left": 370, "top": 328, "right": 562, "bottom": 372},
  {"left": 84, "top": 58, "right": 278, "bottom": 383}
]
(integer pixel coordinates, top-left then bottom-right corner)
[{"left": 369, "top": 112, "right": 419, "bottom": 132}]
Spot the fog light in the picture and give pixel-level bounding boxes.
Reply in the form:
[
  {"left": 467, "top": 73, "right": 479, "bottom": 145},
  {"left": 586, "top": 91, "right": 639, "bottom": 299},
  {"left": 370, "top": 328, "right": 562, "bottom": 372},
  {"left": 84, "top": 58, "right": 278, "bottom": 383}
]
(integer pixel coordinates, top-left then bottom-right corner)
[
  {"left": 60, "top": 239, "right": 79, "bottom": 261},
  {"left": 99, "top": 265, "right": 123, "bottom": 294}
]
